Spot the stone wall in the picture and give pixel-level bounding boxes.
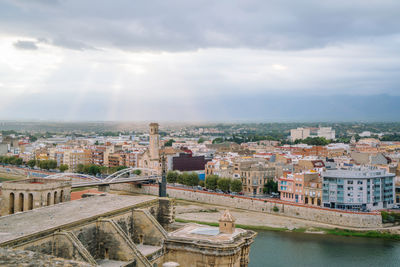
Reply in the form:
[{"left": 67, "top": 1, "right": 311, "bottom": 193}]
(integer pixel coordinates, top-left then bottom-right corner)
[{"left": 111, "top": 183, "right": 383, "bottom": 228}]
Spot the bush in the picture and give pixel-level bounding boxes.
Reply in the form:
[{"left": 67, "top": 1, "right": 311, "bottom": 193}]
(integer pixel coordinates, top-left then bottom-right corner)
[{"left": 273, "top": 206, "right": 279, "bottom": 212}]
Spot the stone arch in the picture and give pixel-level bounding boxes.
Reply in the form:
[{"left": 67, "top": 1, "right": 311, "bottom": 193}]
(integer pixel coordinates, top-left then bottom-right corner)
[
  {"left": 60, "top": 190, "right": 64, "bottom": 203},
  {"left": 54, "top": 191, "right": 58, "bottom": 204},
  {"left": 47, "top": 192, "right": 51, "bottom": 206},
  {"left": 28, "top": 193, "right": 33, "bottom": 210},
  {"left": 9, "top": 192, "right": 15, "bottom": 214},
  {"left": 19, "top": 192, "right": 24, "bottom": 212}
]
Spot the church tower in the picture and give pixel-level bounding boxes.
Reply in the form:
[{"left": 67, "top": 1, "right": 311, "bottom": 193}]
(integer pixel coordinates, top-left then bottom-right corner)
[{"left": 149, "top": 123, "right": 160, "bottom": 161}]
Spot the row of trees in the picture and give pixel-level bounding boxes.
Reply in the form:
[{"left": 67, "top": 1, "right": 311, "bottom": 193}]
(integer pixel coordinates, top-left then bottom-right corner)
[
  {"left": 205, "top": 175, "right": 243, "bottom": 192},
  {"left": 166, "top": 171, "right": 243, "bottom": 193},
  {"left": 75, "top": 164, "right": 140, "bottom": 176},
  {"left": 0, "top": 156, "right": 23, "bottom": 166},
  {"left": 166, "top": 171, "right": 200, "bottom": 186}
]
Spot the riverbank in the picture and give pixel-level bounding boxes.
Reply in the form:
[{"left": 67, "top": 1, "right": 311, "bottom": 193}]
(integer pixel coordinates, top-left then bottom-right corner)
[{"left": 174, "top": 199, "right": 400, "bottom": 240}]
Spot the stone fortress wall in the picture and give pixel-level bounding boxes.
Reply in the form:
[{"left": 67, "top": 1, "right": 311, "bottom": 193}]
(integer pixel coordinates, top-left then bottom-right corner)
[{"left": 111, "top": 183, "right": 383, "bottom": 228}]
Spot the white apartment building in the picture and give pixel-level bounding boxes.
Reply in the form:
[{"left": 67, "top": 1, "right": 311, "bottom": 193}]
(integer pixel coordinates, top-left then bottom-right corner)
[{"left": 317, "top": 127, "right": 335, "bottom": 140}]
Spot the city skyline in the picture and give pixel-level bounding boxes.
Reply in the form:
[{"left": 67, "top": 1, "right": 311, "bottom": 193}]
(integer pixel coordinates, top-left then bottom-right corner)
[{"left": 1, "top": 0, "right": 400, "bottom": 121}]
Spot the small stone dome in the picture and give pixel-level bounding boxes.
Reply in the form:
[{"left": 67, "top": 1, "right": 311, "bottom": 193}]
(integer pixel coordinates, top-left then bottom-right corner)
[{"left": 219, "top": 209, "right": 235, "bottom": 222}]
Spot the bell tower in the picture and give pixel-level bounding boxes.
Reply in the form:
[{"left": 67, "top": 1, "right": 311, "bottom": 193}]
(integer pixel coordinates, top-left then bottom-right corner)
[{"left": 149, "top": 123, "right": 160, "bottom": 161}]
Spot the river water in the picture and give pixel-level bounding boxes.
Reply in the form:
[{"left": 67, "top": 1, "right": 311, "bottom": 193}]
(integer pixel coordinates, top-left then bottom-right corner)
[{"left": 249, "top": 231, "right": 400, "bottom": 267}]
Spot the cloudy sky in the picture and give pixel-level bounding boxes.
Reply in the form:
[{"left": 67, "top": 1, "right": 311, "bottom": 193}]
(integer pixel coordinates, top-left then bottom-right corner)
[{"left": 0, "top": 0, "right": 399, "bottom": 121}]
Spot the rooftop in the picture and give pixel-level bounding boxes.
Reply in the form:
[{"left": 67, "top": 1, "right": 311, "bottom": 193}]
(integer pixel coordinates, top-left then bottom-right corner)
[
  {"left": 323, "top": 167, "right": 395, "bottom": 179},
  {"left": 0, "top": 194, "right": 156, "bottom": 245},
  {"left": 168, "top": 223, "right": 246, "bottom": 244}
]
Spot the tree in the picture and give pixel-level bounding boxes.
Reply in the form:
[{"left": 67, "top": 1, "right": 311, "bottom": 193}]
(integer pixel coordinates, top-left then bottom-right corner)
[
  {"left": 167, "top": 171, "right": 178, "bottom": 184},
  {"left": 133, "top": 169, "right": 142, "bottom": 175},
  {"left": 217, "top": 178, "right": 231, "bottom": 192},
  {"left": 59, "top": 164, "right": 69, "bottom": 173},
  {"left": 177, "top": 173, "right": 184, "bottom": 184},
  {"left": 94, "top": 140, "right": 99, "bottom": 145},
  {"left": 212, "top": 137, "right": 224, "bottom": 144},
  {"left": 38, "top": 160, "right": 49, "bottom": 170},
  {"left": 88, "top": 165, "right": 101, "bottom": 175},
  {"left": 188, "top": 172, "right": 199, "bottom": 186},
  {"left": 13, "top": 157, "right": 23, "bottom": 166},
  {"left": 263, "top": 180, "right": 278, "bottom": 194},
  {"left": 164, "top": 139, "right": 175, "bottom": 147},
  {"left": 181, "top": 172, "right": 191, "bottom": 186},
  {"left": 27, "top": 159, "right": 36, "bottom": 168},
  {"left": 76, "top": 164, "right": 85, "bottom": 173},
  {"left": 47, "top": 160, "right": 57, "bottom": 170},
  {"left": 231, "top": 179, "right": 243, "bottom": 193},
  {"left": 198, "top": 137, "right": 205, "bottom": 144},
  {"left": 205, "top": 175, "right": 219, "bottom": 190},
  {"left": 199, "top": 180, "right": 205, "bottom": 187}
]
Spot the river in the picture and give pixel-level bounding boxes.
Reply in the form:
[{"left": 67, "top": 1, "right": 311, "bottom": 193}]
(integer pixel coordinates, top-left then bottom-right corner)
[{"left": 249, "top": 231, "right": 400, "bottom": 267}]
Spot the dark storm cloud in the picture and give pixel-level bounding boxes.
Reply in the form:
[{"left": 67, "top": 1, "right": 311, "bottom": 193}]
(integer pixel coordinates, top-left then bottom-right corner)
[
  {"left": 1, "top": 0, "right": 400, "bottom": 51},
  {"left": 13, "top": 40, "right": 38, "bottom": 50}
]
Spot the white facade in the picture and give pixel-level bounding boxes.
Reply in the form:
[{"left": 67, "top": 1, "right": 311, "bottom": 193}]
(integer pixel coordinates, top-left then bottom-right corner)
[{"left": 317, "top": 127, "right": 335, "bottom": 140}]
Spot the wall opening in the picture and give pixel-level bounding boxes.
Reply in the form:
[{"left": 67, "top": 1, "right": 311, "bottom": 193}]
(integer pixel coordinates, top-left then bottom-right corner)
[
  {"left": 104, "top": 248, "right": 109, "bottom": 260},
  {"left": 60, "top": 190, "right": 64, "bottom": 203},
  {"left": 19, "top": 193, "right": 24, "bottom": 212},
  {"left": 9, "top": 193, "right": 15, "bottom": 214},
  {"left": 54, "top": 191, "right": 58, "bottom": 204},
  {"left": 28, "top": 193, "right": 33, "bottom": 210},
  {"left": 47, "top": 192, "right": 51, "bottom": 206}
]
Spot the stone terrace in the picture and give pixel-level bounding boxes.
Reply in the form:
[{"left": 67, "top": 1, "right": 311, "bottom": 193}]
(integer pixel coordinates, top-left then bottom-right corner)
[{"left": 0, "top": 194, "right": 157, "bottom": 244}]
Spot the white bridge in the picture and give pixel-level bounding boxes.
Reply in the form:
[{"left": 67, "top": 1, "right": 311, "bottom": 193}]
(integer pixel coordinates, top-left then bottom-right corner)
[{"left": 43, "top": 168, "right": 161, "bottom": 188}]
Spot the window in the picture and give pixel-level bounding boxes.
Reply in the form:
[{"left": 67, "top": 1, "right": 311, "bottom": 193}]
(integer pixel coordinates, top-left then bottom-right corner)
[
  {"left": 357, "top": 181, "right": 363, "bottom": 185},
  {"left": 347, "top": 181, "right": 353, "bottom": 184}
]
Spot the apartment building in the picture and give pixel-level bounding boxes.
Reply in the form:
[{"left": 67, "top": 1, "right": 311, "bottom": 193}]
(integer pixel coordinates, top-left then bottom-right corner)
[
  {"left": 322, "top": 167, "right": 395, "bottom": 211},
  {"left": 317, "top": 127, "right": 335, "bottom": 140},
  {"left": 63, "top": 150, "right": 91, "bottom": 171},
  {"left": 238, "top": 161, "right": 276, "bottom": 196},
  {"left": 290, "top": 128, "right": 310, "bottom": 142},
  {"left": 278, "top": 173, "right": 304, "bottom": 203}
]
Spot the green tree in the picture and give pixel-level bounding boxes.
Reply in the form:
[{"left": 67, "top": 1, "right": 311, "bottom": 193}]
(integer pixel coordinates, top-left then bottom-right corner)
[
  {"left": 13, "top": 157, "right": 23, "bottom": 166},
  {"left": 217, "top": 178, "right": 231, "bottom": 192},
  {"left": 133, "top": 169, "right": 142, "bottom": 175},
  {"left": 181, "top": 172, "right": 191, "bottom": 186},
  {"left": 47, "top": 160, "right": 57, "bottom": 170},
  {"left": 231, "top": 179, "right": 243, "bottom": 193},
  {"left": 263, "top": 180, "right": 278, "bottom": 194},
  {"left": 167, "top": 171, "right": 178, "bottom": 184},
  {"left": 59, "top": 164, "right": 69, "bottom": 173},
  {"left": 199, "top": 180, "right": 205, "bottom": 187},
  {"left": 177, "top": 173, "right": 185, "bottom": 184},
  {"left": 198, "top": 137, "right": 205, "bottom": 144},
  {"left": 188, "top": 172, "right": 199, "bottom": 186},
  {"left": 205, "top": 175, "right": 219, "bottom": 190},
  {"left": 164, "top": 139, "right": 175, "bottom": 147},
  {"left": 212, "top": 137, "right": 224, "bottom": 144},
  {"left": 76, "top": 164, "right": 85, "bottom": 173},
  {"left": 88, "top": 165, "right": 101, "bottom": 175},
  {"left": 38, "top": 160, "right": 49, "bottom": 170},
  {"left": 27, "top": 159, "right": 36, "bottom": 168}
]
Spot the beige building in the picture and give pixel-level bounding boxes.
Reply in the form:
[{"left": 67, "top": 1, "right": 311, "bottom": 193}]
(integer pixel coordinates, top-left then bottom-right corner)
[
  {"left": 290, "top": 127, "right": 310, "bottom": 142},
  {"left": 303, "top": 172, "right": 322, "bottom": 206},
  {"left": 63, "top": 149, "right": 91, "bottom": 171},
  {"left": 0, "top": 178, "right": 71, "bottom": 216},
  {"left": 236, "top": 160, "right": 276, "bottom": 195}
]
